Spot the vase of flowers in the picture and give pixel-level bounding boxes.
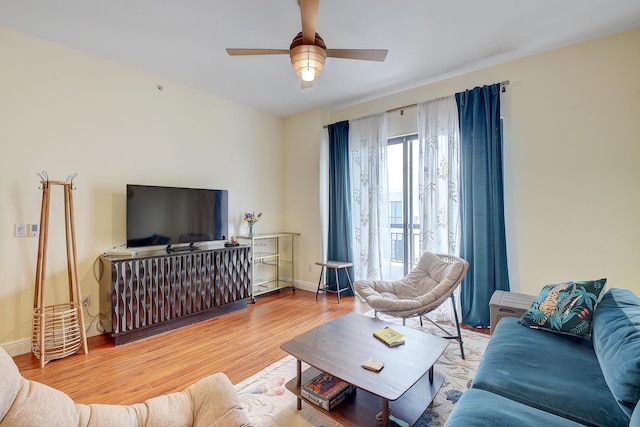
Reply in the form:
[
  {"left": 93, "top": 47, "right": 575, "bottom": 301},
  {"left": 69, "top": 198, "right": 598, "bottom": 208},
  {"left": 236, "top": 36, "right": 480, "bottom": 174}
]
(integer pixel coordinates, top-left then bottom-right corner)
[{"left": 244, "top": 211, "right": 262, "bottom": 237}]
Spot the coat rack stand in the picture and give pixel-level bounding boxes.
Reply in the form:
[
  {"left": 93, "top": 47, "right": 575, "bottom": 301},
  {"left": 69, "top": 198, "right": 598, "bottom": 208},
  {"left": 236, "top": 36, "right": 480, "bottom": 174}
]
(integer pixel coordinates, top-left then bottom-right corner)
[{"left": 32, "top": 172, "right": 88, "bottom": 367}]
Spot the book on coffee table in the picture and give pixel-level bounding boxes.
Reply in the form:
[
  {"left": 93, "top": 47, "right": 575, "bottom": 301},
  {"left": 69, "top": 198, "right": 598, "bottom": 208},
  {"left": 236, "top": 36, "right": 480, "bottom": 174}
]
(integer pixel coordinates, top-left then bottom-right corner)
[
  {"left": 301, "top": 372, "right": 355, "bottom": 411},
  {"left": 373, "top": 326, "right": 405, "bottom": 346}
]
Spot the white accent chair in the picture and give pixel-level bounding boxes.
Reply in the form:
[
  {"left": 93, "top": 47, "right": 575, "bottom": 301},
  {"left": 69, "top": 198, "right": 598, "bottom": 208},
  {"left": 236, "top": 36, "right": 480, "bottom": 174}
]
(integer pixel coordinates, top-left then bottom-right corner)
[
  {"left": 0, "top": 346, "right": 251, "bottom": 427},
  {"left": 354, "top": 252, "right": 469, "bottom": 359}
]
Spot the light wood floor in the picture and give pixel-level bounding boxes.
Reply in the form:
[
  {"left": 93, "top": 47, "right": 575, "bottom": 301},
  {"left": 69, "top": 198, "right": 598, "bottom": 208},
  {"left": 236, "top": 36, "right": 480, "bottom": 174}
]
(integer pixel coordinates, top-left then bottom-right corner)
[{"left": 13, "top": 289, "right": 371, "bottom": 405}]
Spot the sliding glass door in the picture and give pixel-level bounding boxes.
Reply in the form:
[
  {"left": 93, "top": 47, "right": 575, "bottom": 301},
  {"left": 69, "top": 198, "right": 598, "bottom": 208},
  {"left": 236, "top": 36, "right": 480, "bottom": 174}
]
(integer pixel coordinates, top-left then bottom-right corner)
[{"left": 387, "top": 134, "right": 420, "bottom": 278}]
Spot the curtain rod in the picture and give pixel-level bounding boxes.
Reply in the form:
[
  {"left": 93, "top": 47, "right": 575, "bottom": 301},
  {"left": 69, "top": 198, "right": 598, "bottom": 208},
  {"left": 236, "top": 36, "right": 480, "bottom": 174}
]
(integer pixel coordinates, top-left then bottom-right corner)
[
  {"left": 386, "top": 80, "right": 510, "bottom": 115},
  {"left": 323, "top": 80, "right": 509, "bottom": 128}
]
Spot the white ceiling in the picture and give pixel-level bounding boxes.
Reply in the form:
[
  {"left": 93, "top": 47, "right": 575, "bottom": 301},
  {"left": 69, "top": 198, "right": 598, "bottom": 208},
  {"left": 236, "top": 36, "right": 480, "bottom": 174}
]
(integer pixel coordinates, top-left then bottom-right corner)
[{"left": 1, "top": 1, "right": 639, "bottom": 117}]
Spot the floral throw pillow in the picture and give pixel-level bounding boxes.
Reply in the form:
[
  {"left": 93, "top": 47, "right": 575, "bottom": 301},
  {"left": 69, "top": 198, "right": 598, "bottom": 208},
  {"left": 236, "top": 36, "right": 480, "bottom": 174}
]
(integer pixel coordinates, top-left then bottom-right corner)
[{"left": 519, "top": 278, "right": 607, "bottom": 337}]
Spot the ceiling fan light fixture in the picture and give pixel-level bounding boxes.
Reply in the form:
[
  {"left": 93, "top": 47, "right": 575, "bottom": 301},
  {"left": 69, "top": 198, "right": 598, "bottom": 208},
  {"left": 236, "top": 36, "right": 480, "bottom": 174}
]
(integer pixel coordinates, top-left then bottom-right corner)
[
  {"left": 290, "top": 45, "right": 326, "bottom": 82},
  {"left": 301, "top": 66, "right": 316, "bottom": 82}
]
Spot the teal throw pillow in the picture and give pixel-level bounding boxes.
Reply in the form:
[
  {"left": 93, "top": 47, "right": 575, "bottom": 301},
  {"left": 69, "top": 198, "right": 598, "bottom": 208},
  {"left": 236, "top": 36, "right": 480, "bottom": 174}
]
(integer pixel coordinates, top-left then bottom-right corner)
[{"left": 519, "top": 278, "right": 607, "bottom": 337}]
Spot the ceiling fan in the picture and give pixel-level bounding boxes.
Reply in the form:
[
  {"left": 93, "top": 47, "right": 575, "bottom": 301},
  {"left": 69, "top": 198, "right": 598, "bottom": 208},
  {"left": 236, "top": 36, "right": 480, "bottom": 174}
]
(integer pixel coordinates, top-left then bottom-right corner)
[{"left": 226, "top": 0, "right": 388, "bottom": 88}]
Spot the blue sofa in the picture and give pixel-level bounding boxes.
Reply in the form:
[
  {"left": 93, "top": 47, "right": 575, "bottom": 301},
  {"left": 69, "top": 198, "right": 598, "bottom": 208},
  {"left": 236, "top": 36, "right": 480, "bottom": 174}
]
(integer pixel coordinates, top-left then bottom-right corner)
[{"left": 445, "top": 287, "right": 640, "bottom": 427}]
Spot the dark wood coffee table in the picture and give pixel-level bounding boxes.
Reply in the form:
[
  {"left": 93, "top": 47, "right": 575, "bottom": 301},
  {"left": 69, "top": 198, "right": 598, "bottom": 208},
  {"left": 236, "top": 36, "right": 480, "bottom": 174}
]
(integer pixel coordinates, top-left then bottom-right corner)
[{"left": 280, "top": 313, "right": 449, "bottom": 427}]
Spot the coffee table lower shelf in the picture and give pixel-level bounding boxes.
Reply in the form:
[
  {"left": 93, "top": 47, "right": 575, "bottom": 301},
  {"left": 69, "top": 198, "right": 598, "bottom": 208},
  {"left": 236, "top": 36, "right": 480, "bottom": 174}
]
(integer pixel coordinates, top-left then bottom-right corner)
[{"left": 285, "top": 366, "right": 444, "bottom": 427}]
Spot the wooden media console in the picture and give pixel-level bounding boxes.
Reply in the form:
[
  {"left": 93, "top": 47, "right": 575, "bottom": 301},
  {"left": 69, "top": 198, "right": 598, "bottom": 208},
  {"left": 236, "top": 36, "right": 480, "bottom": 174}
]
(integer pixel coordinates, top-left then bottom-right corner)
[{"left": 99, "top": 246, "right": 251, "bottom": 345}]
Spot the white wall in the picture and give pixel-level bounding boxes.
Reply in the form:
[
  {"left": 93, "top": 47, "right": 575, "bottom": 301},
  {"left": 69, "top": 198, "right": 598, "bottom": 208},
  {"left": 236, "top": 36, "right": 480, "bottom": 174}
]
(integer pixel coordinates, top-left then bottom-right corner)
[
  {"left": 0, "top": 27, "right": 285, "bottom": 349},
  {"left": 285, "top": 27, "right": 640, "bottom": 297}
]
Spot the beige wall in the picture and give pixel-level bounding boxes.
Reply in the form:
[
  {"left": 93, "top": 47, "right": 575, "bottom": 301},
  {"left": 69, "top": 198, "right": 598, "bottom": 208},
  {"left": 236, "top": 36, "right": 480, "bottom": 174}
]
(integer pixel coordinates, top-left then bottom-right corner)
[
  {"left": 0, "top": 27, "right": 285, "bottom": 349},
  {"left": 282, "top": 108, "right": 327, "bottom": 281},
  {"left": 2, "top": 24, "right": 639, "bottom": 351},
  {"left": 285, "top": 27, "right": 640, "bottom": 297}
]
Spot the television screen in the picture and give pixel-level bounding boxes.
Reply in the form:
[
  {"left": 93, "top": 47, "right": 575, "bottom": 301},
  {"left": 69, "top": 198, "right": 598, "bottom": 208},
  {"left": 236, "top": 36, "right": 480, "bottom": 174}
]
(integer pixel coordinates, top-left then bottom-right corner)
[{"left": 126, "top": 184, "right": 228, "bottom": 249}]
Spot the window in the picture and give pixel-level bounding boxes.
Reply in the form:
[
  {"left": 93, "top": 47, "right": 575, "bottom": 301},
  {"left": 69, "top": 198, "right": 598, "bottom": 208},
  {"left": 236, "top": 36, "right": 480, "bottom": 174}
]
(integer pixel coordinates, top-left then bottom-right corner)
[
  {"left": 387, "top": 134, "right": 420, "bottom": 278},
  {"left": 390, "top": 201, "right": 402, "bottom": 225},
  {"left": 391, "top": 232, "right": 403, "bottom": 263}
]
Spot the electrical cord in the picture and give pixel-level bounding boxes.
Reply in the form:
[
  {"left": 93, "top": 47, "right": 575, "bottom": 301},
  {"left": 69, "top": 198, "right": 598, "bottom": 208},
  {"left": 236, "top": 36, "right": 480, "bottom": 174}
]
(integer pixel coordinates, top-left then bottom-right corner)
[{"left": 86, "top": 244, "right": 125, "bottom": 334}]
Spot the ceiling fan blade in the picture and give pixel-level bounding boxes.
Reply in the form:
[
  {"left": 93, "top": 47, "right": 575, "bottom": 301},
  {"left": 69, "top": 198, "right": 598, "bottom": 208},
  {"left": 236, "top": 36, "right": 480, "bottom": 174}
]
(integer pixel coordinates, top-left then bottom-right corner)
[
  {"left": 300, "top": 0, "right": 319, "bottom": 45},
  {"left": 226, "top": 48, "right": 290, "bottom": 56},
  {"left": 301, "top": 79, "right": 314, "bottom": 89},
  {"left": 326, "top": 49, "right": 388, "bottom": 62}
]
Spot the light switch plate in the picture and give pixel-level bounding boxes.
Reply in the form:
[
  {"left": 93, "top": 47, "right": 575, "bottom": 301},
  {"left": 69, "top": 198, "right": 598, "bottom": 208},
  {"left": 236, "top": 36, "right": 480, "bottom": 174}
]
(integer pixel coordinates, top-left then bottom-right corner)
[{"left": 15, "top": 224, "right": 26, "bottom": 237}]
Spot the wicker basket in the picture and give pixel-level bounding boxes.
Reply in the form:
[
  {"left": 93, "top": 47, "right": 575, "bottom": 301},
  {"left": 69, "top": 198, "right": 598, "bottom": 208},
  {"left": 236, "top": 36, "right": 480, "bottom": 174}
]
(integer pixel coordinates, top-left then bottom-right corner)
[{"left": 32, "top": 303, "right": 83, "bottom": 363}]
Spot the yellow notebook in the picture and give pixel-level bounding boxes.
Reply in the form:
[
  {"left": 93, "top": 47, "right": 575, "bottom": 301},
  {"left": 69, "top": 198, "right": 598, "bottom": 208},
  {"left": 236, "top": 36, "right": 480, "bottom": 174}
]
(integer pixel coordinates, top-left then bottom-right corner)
[{"left": 373, "top": 326, "right": 405, "bottom": 347}]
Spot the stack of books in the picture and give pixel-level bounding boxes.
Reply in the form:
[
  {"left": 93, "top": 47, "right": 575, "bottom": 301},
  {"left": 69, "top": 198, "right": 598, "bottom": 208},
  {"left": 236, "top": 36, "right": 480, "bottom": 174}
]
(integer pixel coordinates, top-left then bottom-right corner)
[
  {"left": 301, "top": 372, "right": 355, "bottom": 411},
  {"left": 373, "top": 326, "right": 405, "bottom": 347}
]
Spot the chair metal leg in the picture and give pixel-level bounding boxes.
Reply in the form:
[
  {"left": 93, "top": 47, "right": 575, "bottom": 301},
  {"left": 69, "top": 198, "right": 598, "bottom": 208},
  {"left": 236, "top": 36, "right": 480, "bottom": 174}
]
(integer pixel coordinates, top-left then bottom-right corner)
[
  {"left": 450, "top": 293, "right": 465, "bottom": 360},
  {"left": 344, "top": 267, "right": 355, "bottom": 296},
  {"left": 420, "top": 294, "right": 465, "bottom": 360},
  {"left": 334, "top": 267, "right": 341, "bottom": 304}
]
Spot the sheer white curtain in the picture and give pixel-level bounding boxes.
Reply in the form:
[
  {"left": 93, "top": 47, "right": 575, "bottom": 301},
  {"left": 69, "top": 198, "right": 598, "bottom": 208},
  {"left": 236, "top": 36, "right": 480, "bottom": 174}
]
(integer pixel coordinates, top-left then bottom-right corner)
[
  {"left": 417, "top": 96, "right": 462, "bottom": 322},
  {"left": 349, "top": 113, "right": 391, "bottom": 280}
]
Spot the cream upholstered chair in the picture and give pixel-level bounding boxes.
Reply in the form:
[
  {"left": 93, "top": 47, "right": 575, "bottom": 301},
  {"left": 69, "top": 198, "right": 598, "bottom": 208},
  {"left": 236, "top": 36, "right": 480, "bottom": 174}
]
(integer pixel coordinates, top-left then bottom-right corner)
[
  {"left": 354, "top": 251, "right": 469, "bottom": 359},
  {"left": 0, "top": 346, "right": 251, "bottom": 427}
]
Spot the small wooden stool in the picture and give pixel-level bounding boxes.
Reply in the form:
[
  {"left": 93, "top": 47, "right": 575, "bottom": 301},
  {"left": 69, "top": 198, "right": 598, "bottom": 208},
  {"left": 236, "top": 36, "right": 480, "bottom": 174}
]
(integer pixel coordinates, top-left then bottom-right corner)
[{"left": 315, "top": 261, "right": 355, "bottom": 303}]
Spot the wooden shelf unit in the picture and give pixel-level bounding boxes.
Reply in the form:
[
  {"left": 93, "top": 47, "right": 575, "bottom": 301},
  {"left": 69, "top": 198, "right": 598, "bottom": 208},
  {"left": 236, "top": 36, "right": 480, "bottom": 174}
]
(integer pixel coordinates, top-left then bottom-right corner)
[{"left": 237, "top": 232, "right": 300, "bottom": 302}]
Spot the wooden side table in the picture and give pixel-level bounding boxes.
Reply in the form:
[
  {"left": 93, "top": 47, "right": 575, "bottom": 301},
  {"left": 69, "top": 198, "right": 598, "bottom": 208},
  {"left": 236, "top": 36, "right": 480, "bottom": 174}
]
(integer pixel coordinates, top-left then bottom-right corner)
[{"left": 489, "top": 290, "right": 536, "bottom": 334}]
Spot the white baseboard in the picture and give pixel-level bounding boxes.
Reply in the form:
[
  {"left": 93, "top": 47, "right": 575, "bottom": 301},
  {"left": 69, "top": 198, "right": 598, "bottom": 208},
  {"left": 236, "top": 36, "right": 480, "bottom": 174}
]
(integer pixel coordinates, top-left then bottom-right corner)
[
  {"left": 2, "top": 321, "right": 105, "bottom": 357},
  {"left": 3, "top": 281, "right": 318, "bottom": 357},
  {"left": 1, "top": 340, "right": 30, "bottom": 358},
  {"left": 294, "top": 279, "right": 317, "bottom": 293}
]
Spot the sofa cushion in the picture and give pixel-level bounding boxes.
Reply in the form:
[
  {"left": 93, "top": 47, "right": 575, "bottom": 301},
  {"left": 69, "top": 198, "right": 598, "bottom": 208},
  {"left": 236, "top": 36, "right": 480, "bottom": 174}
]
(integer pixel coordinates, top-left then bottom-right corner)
[
  {"left": 76, "top": 404, "right": 140, "bottom": 427},
  {"left": 473, "top": 316, "right": 628, "bottom": 426},
  {"left": 445, "top": 388, "right": 587, "bottom": 427},
  {"left": 0, "top": 347, "right": 22, "bottom": 421},
  {"left": 2, "top": 379, "right": 81, "bottom": 427},
  {"left": 519, "top": 278, "right": 606, "bottom": 337},
  {"left": 592, "top": 288, "right": 640, "bottom": 418}
]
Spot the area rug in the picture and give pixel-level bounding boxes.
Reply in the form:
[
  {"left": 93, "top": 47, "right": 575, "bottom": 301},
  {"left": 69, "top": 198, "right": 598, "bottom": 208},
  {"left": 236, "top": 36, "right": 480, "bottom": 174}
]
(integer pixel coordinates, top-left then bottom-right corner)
[{"left": 235, "top": 312, "right": 488, "bottom": 426}]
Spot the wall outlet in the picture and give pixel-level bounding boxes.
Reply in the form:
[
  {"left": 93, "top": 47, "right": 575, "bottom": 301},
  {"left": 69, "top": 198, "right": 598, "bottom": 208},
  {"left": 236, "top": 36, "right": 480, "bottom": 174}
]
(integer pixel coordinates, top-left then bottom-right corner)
[
  {"left": 308, "top": 263, "right": 312, "bottom": 272},
  {"left": 81, "top": 294, "right": 90, "bottom": 307}
]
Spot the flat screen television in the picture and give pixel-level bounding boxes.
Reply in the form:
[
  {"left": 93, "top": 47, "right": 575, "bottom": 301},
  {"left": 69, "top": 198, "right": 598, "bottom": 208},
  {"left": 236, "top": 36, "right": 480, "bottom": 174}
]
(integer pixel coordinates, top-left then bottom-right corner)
[{"left": 126, "top": 184, "right": 228, "bottom": 251}]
